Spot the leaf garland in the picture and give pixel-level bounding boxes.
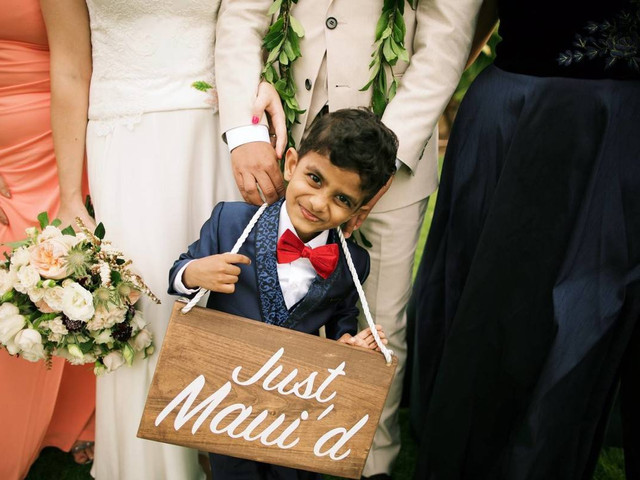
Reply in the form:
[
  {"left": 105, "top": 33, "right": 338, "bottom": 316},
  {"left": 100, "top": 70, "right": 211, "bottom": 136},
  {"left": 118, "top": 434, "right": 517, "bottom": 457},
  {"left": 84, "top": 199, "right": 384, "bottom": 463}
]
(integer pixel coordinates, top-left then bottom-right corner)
[
  {"left": 361, "top": 0, "right": 411, "bottom": 116},
  {"left": 262, "top": 0, "right": 306, "bottom": 147},
  {"left": 261, "top": 0, "right": 414, "bottom": 140}
]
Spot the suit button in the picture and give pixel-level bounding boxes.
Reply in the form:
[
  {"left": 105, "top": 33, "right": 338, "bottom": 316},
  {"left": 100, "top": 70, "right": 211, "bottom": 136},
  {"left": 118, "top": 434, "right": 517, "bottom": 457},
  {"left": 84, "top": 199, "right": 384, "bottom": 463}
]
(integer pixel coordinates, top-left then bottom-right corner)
[
  {"left": 305, "top": 79, "right": 312, "bottom": 91},
  {"left": 326, "top": 17, "right": 338, "bottom": 30}
]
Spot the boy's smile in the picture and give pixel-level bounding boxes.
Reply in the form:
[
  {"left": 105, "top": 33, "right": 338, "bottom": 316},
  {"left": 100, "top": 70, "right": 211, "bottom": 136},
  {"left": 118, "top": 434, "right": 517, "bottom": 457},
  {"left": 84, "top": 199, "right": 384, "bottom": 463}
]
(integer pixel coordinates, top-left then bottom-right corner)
[{"left": 284, "top": 150, "right": 369, "bottom": 243}]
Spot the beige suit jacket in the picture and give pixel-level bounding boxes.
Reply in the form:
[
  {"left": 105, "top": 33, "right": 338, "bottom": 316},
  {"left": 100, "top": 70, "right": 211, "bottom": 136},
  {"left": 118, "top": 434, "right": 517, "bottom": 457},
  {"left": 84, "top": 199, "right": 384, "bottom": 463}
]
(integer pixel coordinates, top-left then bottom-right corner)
[{"left": 216, "top": 0, "right": 481, "bottom": 212}]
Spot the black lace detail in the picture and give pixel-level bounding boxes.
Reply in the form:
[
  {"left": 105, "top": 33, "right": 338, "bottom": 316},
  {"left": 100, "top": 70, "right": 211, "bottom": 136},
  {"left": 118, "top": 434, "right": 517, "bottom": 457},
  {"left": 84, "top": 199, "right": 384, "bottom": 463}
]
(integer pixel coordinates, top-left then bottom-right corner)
[
  {"left": 558, "top": 0, "right": 640, "bottom": 72},
  {"left": 255, "top": 199, "right": 291, "bottom": 328}
]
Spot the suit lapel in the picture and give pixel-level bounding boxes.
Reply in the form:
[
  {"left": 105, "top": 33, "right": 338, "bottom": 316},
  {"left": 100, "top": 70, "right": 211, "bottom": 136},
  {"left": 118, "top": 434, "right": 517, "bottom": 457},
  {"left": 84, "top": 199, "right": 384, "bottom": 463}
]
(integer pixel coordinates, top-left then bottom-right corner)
[
  {"left": 255, "top": 199, "right": 291, "bottom": 327},
  {"left": 287, "top": 228, "right": 344, "bottom": 327}
]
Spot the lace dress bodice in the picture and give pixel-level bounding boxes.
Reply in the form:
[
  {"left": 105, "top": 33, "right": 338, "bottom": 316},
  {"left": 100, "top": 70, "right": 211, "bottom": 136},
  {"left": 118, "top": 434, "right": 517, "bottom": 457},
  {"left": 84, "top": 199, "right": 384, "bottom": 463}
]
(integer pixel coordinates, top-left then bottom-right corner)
[{"left": 86, "top": 0, "right": 219, "bottom": 133}]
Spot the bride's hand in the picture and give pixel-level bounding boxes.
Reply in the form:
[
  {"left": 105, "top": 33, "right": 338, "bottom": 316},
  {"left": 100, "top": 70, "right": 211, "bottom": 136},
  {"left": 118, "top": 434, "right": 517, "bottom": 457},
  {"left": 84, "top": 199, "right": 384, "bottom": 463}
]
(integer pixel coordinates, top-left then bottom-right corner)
[
  {"left": 57, "top": 199, "right": 96, "bottom": 232},
  {"left": 252, "top": 81, "right": 287, "bottom": 159}
]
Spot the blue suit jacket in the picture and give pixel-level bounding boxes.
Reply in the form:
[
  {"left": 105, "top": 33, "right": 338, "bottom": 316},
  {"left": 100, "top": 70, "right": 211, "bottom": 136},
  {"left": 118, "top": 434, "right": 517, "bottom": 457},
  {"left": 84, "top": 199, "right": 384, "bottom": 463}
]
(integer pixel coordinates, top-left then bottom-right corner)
[{"left": 168, "top": 200, "right": 370, "bottom": 340}]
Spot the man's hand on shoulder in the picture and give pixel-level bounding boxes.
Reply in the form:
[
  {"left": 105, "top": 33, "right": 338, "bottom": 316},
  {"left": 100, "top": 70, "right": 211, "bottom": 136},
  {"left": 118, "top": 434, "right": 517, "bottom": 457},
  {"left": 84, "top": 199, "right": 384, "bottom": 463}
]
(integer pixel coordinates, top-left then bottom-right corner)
[{"left": 231, "top": 142, "right": 285, "bottom": 206}]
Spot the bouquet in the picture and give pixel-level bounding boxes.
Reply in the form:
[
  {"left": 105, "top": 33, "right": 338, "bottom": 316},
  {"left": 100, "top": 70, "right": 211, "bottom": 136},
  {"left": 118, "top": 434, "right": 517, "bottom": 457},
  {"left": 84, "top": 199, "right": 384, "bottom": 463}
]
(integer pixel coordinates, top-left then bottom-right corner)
[{"left": 0, "top": 213, "right": 159, "bottom": 375}]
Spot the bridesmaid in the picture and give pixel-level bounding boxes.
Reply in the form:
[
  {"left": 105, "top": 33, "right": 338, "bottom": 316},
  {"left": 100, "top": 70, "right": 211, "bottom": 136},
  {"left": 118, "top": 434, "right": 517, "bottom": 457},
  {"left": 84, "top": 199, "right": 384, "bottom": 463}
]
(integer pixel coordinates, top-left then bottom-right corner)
[{"left": 0, "top": 0, "right": 95, "bottom": 477}]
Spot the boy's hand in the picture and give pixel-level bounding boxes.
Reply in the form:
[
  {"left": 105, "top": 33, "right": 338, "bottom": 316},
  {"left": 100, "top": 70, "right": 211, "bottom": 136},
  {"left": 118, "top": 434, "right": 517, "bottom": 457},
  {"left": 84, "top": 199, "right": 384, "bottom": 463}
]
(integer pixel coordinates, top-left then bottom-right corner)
[
  {"left": 337, "top": 324, "right": 387, "bottom": 351},
  {"left": 183, "top": 253, "right": 251, "bottom": 294}
]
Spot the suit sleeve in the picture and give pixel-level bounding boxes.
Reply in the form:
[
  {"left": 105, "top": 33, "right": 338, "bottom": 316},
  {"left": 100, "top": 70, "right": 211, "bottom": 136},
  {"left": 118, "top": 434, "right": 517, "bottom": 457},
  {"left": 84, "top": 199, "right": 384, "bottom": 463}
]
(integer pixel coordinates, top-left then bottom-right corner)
[
  {"left": 325, "top": 249, "right": 371, "bottom": 341},
  {"left": 167, "top": 203, "right": 225, "bottom": 297},
  {"left": 381, "top": 0, "right": 482, "bottom": 172},
  {"left": 215, "top": 0, "right": 273, "bottom": 139}
]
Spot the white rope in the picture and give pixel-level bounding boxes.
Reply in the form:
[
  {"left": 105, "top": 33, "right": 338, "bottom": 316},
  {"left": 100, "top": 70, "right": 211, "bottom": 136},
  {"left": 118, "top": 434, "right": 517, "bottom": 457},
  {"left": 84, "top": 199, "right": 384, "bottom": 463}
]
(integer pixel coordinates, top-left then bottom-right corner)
[
  {"left": 336, "top": 228, "right": 394, "bottom": 365},
  {"left": 181, "top": 203, "right": 269, "bottom": 314}
]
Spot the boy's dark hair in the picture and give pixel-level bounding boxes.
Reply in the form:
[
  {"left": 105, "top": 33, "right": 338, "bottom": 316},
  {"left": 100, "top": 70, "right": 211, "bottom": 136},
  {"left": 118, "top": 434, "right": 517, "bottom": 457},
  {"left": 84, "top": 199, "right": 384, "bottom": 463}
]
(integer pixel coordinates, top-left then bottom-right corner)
[{"left": 297, "top": 109, "right": 398, "bottom": 204}]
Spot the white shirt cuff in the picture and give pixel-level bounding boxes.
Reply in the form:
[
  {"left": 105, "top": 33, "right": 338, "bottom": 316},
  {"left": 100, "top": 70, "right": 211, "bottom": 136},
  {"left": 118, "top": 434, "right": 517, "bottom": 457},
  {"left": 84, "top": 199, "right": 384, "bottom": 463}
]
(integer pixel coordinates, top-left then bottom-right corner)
[
  {"left": 174, "top": 261, "right": 200, "bottom": 295},
  {"left": 226, "top": 125, "right": 270, "bottom": 152}
]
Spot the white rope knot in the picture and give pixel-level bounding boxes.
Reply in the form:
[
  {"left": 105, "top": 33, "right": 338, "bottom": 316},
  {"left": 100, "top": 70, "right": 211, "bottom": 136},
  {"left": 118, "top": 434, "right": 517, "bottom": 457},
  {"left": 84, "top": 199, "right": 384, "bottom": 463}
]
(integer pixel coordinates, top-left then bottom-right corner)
[{"left": 180, "top": 202, "right": 393, "bottom": 364}]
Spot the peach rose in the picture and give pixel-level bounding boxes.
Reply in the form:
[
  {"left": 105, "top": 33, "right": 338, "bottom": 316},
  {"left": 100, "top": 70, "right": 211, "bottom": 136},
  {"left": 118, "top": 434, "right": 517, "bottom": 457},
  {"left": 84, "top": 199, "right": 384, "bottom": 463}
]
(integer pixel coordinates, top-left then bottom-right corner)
[{"left": 29, "top": 238, "right": 71, "bottom": 280}]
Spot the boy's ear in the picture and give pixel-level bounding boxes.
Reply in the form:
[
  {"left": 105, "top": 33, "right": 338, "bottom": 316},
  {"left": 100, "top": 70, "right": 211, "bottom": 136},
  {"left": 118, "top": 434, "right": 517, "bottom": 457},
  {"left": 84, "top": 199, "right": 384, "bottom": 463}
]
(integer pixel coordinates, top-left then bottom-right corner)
[
  {"left": 352, "top": 203, "right": 371, "bottom": 218},
  {"left": 283, "top": 148, "right": 299, "bottom": 181}
]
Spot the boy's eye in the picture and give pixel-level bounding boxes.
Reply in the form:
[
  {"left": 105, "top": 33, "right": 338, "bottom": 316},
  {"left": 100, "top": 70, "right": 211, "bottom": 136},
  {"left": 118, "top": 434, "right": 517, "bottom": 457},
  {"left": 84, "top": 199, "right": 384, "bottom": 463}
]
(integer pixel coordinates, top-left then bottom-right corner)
[
  {"left": 336, "top": 194, "right": 352, "bottom": 208},
  {"left": 308, "top": 173, "right": 321, "bottom": 185}
]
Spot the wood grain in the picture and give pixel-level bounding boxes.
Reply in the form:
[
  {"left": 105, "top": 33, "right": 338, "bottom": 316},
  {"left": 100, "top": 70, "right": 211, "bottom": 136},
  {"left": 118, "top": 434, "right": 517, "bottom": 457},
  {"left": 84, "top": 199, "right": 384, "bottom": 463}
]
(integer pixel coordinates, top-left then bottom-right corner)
[{"left": 138, "top": 301, "right": 397, "bottom": 479}]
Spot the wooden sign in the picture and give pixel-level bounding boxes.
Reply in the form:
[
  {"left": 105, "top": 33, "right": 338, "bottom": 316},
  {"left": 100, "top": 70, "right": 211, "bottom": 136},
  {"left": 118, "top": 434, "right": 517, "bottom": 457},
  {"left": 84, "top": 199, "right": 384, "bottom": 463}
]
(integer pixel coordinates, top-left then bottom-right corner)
[{"left": 138, "top": 301, "right": 397, "bottom": 479}]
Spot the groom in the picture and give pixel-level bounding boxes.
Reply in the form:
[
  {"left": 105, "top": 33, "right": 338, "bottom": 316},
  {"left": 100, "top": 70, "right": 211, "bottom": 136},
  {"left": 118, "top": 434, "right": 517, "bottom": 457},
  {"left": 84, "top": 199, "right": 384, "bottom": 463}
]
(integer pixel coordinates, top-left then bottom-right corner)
[{"left": 214, "top": 1, "right": 482, "bottom": 477}]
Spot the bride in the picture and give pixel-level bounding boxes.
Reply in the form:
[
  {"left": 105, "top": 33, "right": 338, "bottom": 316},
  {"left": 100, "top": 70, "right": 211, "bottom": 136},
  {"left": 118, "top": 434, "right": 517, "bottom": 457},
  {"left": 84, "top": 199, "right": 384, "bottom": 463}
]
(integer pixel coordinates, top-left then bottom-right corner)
[{"left": 41, "top": 0, "right": 284, "bottom": 478}]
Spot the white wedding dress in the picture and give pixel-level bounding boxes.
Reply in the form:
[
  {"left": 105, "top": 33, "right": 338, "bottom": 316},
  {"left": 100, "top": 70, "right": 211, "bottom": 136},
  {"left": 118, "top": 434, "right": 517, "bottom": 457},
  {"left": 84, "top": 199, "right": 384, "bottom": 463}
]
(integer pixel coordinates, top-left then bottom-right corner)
[{"left": 84, "top": 1, "right": 239, "bottom": 478}]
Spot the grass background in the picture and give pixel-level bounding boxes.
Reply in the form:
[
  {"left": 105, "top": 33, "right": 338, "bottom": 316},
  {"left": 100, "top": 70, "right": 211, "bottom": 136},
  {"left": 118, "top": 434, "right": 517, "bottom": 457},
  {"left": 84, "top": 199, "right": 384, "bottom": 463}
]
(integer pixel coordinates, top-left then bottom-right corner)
[{"left": 27, "top": 177, "right": 627, "bottom": 479}]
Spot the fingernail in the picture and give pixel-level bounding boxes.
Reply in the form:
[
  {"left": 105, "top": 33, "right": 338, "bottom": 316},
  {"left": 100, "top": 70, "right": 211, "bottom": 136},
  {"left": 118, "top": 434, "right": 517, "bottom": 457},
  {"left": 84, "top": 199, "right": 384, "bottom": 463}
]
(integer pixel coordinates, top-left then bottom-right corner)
[
  {"left": 2, "top": 191, "right": 10, "bottom": 198},
  {"left": 251, "top": 115, "right": 259, "bottom": 124}
]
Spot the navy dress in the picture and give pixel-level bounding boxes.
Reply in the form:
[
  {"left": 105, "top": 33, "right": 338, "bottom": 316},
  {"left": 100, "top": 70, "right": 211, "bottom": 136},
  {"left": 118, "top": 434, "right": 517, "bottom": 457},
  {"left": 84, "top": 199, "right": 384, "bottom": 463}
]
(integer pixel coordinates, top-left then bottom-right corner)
[{"left": 409, "top": 1, "right": 640, "bottom": 479}]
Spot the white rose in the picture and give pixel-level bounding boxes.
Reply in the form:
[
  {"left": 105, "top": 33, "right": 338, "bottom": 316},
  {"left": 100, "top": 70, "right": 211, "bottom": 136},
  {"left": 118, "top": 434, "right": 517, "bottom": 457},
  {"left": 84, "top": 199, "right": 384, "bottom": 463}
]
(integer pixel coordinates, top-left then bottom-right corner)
[
  {"left": 10, "top": 247, "right": 31, "bottom": 268},
  {"left": 14, "top": 329, "right": 45, "bottom": 362},
  {"left": 87, "top": 304, "right": 126, "bottom": 331},
  {"left": 48, "top": 332, "right": 63, "bottom": 343},
  {"left": 102, "top": 351, "right": 125, "bottom": 372},
  {"left": 0, "top": 302, "right": 19, "bottom": 320},
  {"left": 28, "top": 287, "right": 46, "bottom": 304},
  {"left": 15, "top": 265, "right": 40, "bottom": 293},
  {"left": 130, "top": 328, "right": 153, "bottom": 352},
  {"left": 61, "top": 282, "right": 95, "bottom": 322},
  {"left": 0, "top": 311, "right": 25, "bottom": 344},
  {"left": 130, "top": 310, "right": 146, "bottom": 332},
  {"left": 47, "top": 316, "right": 69, "bottom": 335},
  {"left": 42, "top": 286, "right": 65, "bottom": 312},
  {"left": 38, "top": 225, "right": 63, "bottom": 243},
  {"left": 25, "top": 226, "right": 38, "bottom": 240},
  {"left": 0, "top": 269, "right": 16, "bottom": 296},
  {"left": 5, "top": 338, "right": 20, "bottom": 355}
]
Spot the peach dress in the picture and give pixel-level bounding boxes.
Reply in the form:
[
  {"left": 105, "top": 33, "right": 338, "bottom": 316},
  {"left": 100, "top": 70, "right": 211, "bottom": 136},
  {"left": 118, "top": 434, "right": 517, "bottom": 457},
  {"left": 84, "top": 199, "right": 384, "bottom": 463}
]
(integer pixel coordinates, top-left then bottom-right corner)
[{"left": 0, "top": 1, "right": 95, "bottom": 478}]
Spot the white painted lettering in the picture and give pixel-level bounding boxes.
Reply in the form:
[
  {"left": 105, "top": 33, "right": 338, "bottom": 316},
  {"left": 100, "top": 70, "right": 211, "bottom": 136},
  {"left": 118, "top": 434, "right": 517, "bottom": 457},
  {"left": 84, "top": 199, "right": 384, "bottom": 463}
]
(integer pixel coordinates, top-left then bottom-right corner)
[{"left": 313, "top": 414, "right": 369, "bottom": 461}]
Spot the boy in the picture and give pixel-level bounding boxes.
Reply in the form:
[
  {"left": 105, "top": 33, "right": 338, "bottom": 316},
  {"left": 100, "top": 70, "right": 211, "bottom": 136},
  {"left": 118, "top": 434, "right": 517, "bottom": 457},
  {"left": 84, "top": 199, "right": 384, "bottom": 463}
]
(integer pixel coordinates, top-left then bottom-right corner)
[{"left": 168, "top": 109, "right": 397, "bottom": 479}]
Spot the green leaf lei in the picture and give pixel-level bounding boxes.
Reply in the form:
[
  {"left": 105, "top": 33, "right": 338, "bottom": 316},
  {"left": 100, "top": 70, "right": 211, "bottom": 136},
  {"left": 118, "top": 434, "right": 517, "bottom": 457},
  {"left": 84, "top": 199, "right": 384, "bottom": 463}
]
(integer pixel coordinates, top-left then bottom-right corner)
[
  {"left": 262, "top": 0, "right": 414, "bottom": 146},
  {"left": 262, "top": 0, "right": 305, "bottom": 148}
]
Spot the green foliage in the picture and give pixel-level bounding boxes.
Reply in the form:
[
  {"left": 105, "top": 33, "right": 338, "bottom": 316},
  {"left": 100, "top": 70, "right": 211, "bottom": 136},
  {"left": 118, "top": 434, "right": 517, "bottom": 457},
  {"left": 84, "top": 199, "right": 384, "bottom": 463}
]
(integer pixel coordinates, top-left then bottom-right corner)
[
  {"left": 261, "top": 0, "right": 306, "bottom": 147},
  {"left": 84, "top": 195, "right": 95, "bottom": 219},
  {"left": 361, "top": 0, "right": 411, "bottom": 117},
  {"left": 191, "top": 80, "right": 213, "bottom": 92},
  {"left": 37, "top": 212, "right": 49, "bottom": 230},
  {"left": 94, "top": 222, "right": 105, "bottom": 240}
]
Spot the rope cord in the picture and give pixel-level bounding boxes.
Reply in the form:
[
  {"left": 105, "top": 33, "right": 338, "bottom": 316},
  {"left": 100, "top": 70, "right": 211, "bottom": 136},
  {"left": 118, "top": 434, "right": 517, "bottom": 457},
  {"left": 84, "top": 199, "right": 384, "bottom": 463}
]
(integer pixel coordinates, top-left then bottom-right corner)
[{"left": 336, "top": 228, "right": 394, "bottom": 364}]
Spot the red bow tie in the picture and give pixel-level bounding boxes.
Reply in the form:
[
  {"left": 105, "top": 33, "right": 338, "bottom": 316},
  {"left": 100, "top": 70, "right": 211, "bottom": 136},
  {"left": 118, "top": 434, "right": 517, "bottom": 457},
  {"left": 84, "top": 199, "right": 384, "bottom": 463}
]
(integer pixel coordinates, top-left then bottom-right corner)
[{"left": 276, "top": 229, "right": 339, "bottom": 279}]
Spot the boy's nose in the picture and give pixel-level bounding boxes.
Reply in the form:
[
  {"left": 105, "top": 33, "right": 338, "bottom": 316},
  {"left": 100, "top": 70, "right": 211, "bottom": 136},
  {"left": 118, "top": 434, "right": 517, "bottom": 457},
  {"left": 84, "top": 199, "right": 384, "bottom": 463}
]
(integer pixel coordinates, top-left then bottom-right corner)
[{"left": 308, "top": 194, "right": 328, "bottom": 214}]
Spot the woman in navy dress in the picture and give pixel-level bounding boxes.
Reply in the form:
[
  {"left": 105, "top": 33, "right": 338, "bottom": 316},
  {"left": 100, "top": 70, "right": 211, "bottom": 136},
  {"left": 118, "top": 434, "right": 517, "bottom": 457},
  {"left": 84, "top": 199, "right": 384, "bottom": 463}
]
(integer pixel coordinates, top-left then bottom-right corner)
[{"left": 410, "top": 0, "right": 640, "bottom": 478}]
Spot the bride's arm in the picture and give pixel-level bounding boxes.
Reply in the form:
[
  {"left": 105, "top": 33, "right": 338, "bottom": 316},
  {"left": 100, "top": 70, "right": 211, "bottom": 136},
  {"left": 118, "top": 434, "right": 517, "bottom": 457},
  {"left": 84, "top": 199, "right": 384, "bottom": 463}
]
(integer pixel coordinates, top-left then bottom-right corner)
[{"left": 40, "top": 0, "right": 95, "bottom": 229}]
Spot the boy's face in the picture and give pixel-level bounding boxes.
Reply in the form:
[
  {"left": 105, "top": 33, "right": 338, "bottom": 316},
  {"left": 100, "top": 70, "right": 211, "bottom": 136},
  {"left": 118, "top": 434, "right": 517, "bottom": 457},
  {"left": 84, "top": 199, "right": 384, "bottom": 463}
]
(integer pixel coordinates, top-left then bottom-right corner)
[{"left": 283, "top": 149, "right": 369, "bottom": 243}]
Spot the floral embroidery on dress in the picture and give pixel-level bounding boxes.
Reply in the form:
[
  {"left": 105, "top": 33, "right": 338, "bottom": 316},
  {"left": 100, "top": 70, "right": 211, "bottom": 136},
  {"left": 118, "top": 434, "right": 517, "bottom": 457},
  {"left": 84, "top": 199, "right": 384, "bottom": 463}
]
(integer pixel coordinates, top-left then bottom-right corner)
[{"left": 558, "top": 0, "right": 639, "bottom": 72}]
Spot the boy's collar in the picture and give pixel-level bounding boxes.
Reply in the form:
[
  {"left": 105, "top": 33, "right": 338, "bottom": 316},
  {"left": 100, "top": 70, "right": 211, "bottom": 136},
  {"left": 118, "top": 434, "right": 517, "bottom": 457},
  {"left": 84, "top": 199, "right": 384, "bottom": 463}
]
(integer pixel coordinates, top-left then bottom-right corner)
[{"left": 279, "top": 200, "right": 329, "bottom": 247}]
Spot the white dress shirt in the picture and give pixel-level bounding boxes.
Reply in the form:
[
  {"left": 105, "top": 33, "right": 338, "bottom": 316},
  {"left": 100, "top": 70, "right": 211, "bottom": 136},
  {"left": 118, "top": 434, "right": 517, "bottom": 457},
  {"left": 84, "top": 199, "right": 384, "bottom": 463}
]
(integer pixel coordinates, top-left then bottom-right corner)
[{"left": 174, "top": 202, "right": 329, "bottom": 310}]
